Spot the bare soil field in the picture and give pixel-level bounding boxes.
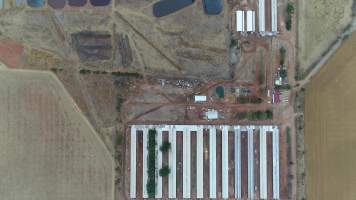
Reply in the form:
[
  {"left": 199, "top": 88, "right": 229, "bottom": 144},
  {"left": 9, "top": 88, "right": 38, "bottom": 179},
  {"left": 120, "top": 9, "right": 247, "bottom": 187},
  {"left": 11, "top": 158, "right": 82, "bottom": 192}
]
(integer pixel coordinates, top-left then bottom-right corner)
[
  {"left": 297, "top": 0, "right": 353, "bottom": 72},
  {"left": 0, "top": 1, "right": 230, "bottom": 79},
  {"left": 0, "top": 69, "right": 114, "bottom": 200},
  {"left": 305, "top": 33, "right": 356, "bottom": 200}
]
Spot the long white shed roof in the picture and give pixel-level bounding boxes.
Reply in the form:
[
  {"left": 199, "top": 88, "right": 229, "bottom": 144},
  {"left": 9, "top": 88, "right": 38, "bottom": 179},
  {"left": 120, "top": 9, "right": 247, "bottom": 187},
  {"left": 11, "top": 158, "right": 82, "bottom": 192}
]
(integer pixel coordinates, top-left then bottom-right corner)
[
  {"left": 246, "top": 11, "right": 255, "bottom": 32},
  {"left": 258, "top": 0, "right": 265, "bottom": 32},
  {"left": 236, "top": 10, "right": 244, "bottom": 32},
  {"left": 271, "top": 0, "right": 278, "bottom": 32},
  {"left": 195, "top": 95, "right": 207, "bottom": 102}
]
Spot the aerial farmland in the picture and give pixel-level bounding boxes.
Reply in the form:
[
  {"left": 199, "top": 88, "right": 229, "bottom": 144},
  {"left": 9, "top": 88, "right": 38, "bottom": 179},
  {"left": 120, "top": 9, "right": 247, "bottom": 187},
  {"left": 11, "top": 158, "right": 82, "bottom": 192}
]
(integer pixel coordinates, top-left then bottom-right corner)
[
  {"left": 0, "top": 69, "right": 114, "bottom": 200},
  {"left": 1, "top": 0, "right": 355, "bottom": 199}
]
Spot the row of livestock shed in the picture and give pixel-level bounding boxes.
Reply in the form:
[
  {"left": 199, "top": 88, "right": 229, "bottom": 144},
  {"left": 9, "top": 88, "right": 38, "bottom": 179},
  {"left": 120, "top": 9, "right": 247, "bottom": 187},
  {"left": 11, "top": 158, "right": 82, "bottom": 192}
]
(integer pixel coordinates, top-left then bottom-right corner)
[
  {"left": 236, "top": 10, "right": 256, "bottom": 32},
  {"left": 129, "top": 124, "right": 281, "bottom": 199},
  {"left": 236, "top": 0, "right": 278, "bottom": 35}
]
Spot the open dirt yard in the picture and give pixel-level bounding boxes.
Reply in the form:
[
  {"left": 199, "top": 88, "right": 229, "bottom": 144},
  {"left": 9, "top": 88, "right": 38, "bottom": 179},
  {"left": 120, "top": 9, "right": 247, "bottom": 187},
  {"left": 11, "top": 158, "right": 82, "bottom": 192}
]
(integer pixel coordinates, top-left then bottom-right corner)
[
  {"left": 0, "top": 69, "right": 114, "bottom": 200},
  {"left": 297, "top": 0, "right": 353, "bottom": 72},
  {"left": 0, "top": 1, "right": 230, "bottom": 79},
  {"left": 305, "top": 33, "right": 356, "bottom": 200}
]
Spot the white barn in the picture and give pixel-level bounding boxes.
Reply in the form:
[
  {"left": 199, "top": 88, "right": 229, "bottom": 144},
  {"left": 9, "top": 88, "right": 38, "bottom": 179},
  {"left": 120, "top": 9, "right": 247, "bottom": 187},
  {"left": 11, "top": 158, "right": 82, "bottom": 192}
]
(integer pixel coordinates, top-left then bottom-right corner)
[
  {"left": 236, "top": 10, "right": 244, "bottom": 32},
  {"left": 194, "top": 95, "right": 207, "bottom": 102},
  {"left": 246, "top": 11, "right": 256, "bottom": 32},
  {"left": 271, "top": 0, "right": 278, "bottom": 33},
  {"left": 258, "top": 0, "right": 265, "bottom": 33}
]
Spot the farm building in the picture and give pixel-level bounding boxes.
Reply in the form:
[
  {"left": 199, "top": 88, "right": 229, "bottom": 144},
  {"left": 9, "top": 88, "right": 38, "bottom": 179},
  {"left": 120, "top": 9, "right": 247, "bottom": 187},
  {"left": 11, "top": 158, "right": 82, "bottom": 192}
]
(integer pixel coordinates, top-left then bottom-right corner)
[
  {"left": 153, "top": 0, "right": 195, "bottom": 17},
  {"left": 236, "top": 10, "right": 245, "bottom": 32},
  {"left": 246, "top": 11, "right": 256, "bottom": 32},
  {"left": 203, "top": 0, "right": 222, "bottom": 15},
  {"left": 258, "top": 0, "right": 265, "bottom": 33},
  {"left": 129, "top": 125, "right": 281, "bottom": 199},
  {"left": 205, "top": 109, "right": 218, "bottom": 120},
  {"left": 271, "top": 0, "right": 278, "bottom": 33},
  {"left": 194, "top": 95, "right": 207, "bottom": 102}
]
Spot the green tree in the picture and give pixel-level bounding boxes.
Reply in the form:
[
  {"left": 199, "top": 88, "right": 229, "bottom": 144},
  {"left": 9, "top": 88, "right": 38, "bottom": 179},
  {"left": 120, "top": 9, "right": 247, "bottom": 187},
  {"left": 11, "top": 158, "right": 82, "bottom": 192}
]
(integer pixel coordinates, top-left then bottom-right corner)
[
  {"left": 146, "top": 129, "right": 157, "bottom": 197},
  {"left": 216, "top": 86, "right": 225, "bottom": 98},
  {"left": 159, "top": 165, "right": 171, "bottom": 177},
  {"left": 160, "top": 141, "right": 171, "bottom": 152},
  {"left": 280, "top": 69, "right": 287, "bottom": 80},
  {"left": 286, "top": 2, "right": 294, "bottom": 14},
  {"left": 266, "top": 110, "right": 273, "bottom": 119},
  {"left": 280, "top": 47, "right": 286, "bottom": 65}
]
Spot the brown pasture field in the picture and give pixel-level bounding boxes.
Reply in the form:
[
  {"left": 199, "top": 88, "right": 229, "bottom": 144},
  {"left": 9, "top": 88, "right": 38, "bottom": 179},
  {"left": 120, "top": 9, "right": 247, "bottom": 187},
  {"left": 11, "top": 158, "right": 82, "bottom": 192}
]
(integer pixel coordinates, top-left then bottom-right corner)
[
  {"left": 305, "top": 33, "right": 356, "bottom": 200},
  {"left": 297, "top": 0, "right": 353, "bottom": 72},
  {"left": 0, "top": 69, "right": 114, "bottom": 200}
]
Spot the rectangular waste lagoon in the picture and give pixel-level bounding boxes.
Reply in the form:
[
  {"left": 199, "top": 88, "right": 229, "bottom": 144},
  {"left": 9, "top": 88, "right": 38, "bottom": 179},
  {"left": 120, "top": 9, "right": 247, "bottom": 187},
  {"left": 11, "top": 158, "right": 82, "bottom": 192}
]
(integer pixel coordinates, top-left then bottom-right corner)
[{"left": 153, "top": 0, "right": 195, "bottom": 17}]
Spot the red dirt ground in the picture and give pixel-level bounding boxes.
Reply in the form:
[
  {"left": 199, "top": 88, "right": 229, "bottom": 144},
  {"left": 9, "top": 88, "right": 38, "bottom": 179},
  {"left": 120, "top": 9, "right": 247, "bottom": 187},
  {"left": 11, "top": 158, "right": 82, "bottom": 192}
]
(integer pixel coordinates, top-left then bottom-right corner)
[
  {"left": 254, "top": 129, "right": 260, "bottom": 198},
  {"left": 279, "top": 128, "right": 288, "bottom": 199},
  {"left": 136, "top": 131, "right": 143, "bottom": 199},
  {"left": 228, "top": 131, "right": 235, "bottom": 198},
  {"left": 0, "top": 39, "right": 24, "bottom": 68},
  {"left": 265, "top": 0, "right": 272, "bottom": 32},
  {"left": 241, "top": 131, "right": 248, "bottom": 199},
  {"left": 176, "top": 132, "right": 183, "bottom": 199},
  {"left": 203, "top": 129, "right": 210, "bottom": 199},
  {"left": 216, "top": 130, "right": 222, "bottom": 199}
]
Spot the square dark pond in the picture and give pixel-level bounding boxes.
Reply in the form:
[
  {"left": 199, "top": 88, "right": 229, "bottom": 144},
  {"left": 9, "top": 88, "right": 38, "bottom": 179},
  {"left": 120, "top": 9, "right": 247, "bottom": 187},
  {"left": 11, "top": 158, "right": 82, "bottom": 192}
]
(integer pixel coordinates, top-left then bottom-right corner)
[
  {"left": 90, "top": 0, "right": 110, "bottom": 6},
  {"left": 27, "top": 0, "right": 45, "bottom": 8},
  {"left": 68, "top": 0, "right": 86, "bottom": 7}
]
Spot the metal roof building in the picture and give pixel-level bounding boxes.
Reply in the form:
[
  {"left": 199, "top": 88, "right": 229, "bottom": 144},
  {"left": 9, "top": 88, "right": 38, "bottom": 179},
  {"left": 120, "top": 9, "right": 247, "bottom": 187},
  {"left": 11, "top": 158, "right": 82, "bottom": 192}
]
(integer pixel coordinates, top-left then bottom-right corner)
[
  {"left": 271, "top": 0, "right": 278, "bottom": 32},
  {"left": 195, "top": 95, "right": 207, "bottom": 102},
  {"left": 206, "top": 110, "right": 218, "bottom": 120},
  {"left": 246, "top": 11, "right": 256, "bottom": 32},
  {"left": 236, "top": 10, "right": 244, "bottom": 32},
  {"left": 258, "top": 0, "right": 265, "bottom": 33}
]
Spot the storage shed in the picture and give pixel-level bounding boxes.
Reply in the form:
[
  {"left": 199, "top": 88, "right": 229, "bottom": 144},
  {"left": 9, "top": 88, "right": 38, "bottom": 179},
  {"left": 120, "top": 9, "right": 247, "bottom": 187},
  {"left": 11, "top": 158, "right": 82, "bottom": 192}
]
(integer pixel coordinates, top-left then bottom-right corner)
[
  {"left": 246, "top": 11, "right": 255, "bottom": 32},
  {"left": 236, "top": 10, "right": 244, "bottom": 32}
]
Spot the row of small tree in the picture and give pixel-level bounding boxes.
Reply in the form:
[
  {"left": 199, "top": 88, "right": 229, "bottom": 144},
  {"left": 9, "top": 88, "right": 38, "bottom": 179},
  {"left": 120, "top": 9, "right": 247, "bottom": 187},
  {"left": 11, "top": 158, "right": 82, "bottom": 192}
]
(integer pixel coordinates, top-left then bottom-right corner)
[
  {"left": 159, "top": 140, "right": 171, "bottom": 177},
  {"left": 146, "top": 129, "right": 172, "bottom": 197},
  {"left": 146, "top": 129, "right": 157, "bottom": 197},
  {"left": 285, "top": 2, "right": 294, "bottom": 31}
]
